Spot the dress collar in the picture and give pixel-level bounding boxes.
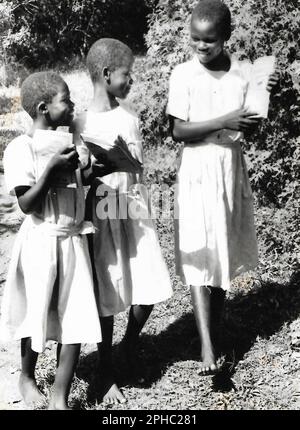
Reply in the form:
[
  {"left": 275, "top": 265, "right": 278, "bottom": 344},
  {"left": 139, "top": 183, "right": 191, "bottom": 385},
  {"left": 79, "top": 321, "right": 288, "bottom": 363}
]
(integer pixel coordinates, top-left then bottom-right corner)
[{"left": 190, "top": 51, "right": 240, "bottom": 74}]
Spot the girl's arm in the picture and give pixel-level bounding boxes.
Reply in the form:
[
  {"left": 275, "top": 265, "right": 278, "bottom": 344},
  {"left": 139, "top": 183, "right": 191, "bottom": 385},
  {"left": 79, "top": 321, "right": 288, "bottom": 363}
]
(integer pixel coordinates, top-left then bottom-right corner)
[
  {"left": 171, "top": 109, "right": 261, "bottom": 142},
  {"left": 15, "top": 146, "right": 78, "bottom": 214}
]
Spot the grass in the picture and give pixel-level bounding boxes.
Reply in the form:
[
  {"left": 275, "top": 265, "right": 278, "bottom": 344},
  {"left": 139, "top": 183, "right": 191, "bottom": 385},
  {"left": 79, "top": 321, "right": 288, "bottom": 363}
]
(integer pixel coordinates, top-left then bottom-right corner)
[
  {"left": 32, "top": 270, "right": 300, "bottom": 410},
  {"left": 0, "top": 59, "right": 300, "bottom": 410}
]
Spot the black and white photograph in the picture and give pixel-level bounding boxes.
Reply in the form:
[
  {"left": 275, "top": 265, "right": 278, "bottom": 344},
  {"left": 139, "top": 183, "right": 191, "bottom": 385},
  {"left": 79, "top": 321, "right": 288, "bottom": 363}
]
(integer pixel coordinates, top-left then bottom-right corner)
[{"left": 0, "top": 0, "right": 299, "bottom": 413}]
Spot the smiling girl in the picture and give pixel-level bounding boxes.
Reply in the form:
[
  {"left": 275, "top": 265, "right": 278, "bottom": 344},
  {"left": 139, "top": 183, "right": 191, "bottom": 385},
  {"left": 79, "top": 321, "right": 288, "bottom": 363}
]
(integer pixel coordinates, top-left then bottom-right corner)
[
  {"left": 0, "top": 72, "right": 103, "bottom": 409},
  {"left": 167, "top": 0, "right": 278, "bottom": 375},
  {"left": 75, "top": 38, "right": 172, "bottom": 404}
]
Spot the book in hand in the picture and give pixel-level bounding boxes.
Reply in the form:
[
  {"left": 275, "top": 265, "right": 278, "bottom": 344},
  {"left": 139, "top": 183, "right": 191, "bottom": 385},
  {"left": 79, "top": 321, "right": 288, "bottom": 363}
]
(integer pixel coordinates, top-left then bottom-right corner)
[
  {"left": 80, "top": 133, "right": 143, "bottom": 174},
  {"left": 32, "top": 129, "right": 77, "bottom": 188},
  {"left": 244, "top": 55, "right": 276, "bottom": 118}
]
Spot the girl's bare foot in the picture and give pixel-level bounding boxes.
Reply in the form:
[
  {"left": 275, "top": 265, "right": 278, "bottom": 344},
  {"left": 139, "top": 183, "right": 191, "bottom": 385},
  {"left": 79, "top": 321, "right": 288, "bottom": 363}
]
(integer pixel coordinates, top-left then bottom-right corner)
[
  {"left": 19, "top": 373, "right": 45, "bottom": 406},
  {"left": 102, "top": 380, "right": 126, "bottom": 405},
  {"left": 198, "top": 345, "right": 219, "bottom": 376},
  {"left": 48, "top": 399, "right": 72, "bottom": 410},
  {"left": 198, "top": 362, "right": 219, "bottom": 375},
  {"left": 198, "top": 350, "right": 225, "bottom": 376},
  {"left": 97, "top": 364, "right": 126, "bottom": 404}
]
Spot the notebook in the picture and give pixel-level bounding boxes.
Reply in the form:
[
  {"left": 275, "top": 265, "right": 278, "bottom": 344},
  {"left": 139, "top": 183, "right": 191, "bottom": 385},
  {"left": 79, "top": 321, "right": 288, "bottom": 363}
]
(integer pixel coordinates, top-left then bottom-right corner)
[
  {"left": 244, "top": 55, "right": 276, "bottom": 118},
  {"left": 32, "top": 129, "right": 77, "bottom": 188},
  {"left": 81, "top": 133, "right": 142, "bottom": 173}
]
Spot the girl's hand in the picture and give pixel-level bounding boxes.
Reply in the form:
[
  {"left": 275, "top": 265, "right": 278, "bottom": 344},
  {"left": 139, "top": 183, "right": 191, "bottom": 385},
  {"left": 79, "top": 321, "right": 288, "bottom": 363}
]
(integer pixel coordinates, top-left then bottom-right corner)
[
  {"left": 114, "top": 135, "right": 128, "bottom": 151},
  {"left": 91, "top": 155, "right": 117, "bottom": 175},
  {"left": 113, "top": 136, "right": 143, "bottom": 173},
  {"left": 266, "top": 70, "right": 280, "bottom": 92},
  {"left": 221, "top": 109, "right": 262, "bottom": 132},
  {"left": 48, "top": 146, "right": 79, "bottom": 173}
]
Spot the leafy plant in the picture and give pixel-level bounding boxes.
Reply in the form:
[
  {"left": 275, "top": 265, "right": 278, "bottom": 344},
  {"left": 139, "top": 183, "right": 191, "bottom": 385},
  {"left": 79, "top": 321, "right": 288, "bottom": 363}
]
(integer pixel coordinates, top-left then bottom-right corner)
[{"left": 1, "top": 0, "right": 157, "bottom": 68}]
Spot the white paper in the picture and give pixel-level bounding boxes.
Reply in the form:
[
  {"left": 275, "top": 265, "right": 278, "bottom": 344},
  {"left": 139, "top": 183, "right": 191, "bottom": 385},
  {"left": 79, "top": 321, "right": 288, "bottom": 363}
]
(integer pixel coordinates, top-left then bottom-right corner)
[
  {"left": 244, "top": 55, "right": 276, "bottom": 118},
  {"left": 32, "top": 129, "right": 77, "bottom": 188}
]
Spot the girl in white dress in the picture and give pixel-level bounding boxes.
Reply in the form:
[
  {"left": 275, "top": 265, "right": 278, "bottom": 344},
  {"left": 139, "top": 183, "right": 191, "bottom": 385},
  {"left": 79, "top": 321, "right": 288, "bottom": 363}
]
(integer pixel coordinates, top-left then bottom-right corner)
[
  {"left": 0, "top": 72, "right": 103, "bottom": 409},
  {"left": 75, "top": 38, "right": 173, "bottom": 404},
  {"left": 167, "top": 0, "right": 278, "bottom": 375}
]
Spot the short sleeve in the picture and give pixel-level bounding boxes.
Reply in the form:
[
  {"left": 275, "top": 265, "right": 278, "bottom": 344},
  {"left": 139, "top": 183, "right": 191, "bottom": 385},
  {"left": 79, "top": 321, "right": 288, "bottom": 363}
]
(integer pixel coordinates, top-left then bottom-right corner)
[
  {"left": 132, "top": 117, "right": 142, "bottom": 142},
  {"left": 166, "top": 66, "right": 190, "bottom": 121},
  {"left": 3, "top": 136, "right": 36, "bottom": 195},
  {"left": 128, "top": 115, "right": 143, "bottom": 164},
  {"left": 71, "top": 112, "right": 90, "bottom": 169}
]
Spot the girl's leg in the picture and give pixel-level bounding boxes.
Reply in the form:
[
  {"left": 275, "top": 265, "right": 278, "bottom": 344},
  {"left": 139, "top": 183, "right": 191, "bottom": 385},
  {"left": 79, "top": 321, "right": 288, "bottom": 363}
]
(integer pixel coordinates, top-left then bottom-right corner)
[
  {"left": 122, "top": 304, "right": 153, "bottom": 380},
  {"left": 210, "top": 287, "right": 226, "bottom": 355},
  {"left": 98, "top": 316, "right": 114, "bottom": 372},
  {"left": 48, "top": 343, "right": 80, "bottom": 410},
  {"left": 123, "top": 304, "right": 154, "bottom": 350},
  {"left": 190, "top": 286, "right": 225, "bottom": 374},
  {"left": 19, "top": 337, "right": 44, "bottom": 405},
  {"left": 97, "top": 316, "right": 126, "bottom": 404}
]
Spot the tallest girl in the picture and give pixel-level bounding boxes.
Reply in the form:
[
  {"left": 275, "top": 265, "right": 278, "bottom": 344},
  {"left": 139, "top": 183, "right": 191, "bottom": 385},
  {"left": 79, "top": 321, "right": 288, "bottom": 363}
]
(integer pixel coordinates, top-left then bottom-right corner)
[{"left": 167, "top": 0, "right": 278, "bottom": 374}]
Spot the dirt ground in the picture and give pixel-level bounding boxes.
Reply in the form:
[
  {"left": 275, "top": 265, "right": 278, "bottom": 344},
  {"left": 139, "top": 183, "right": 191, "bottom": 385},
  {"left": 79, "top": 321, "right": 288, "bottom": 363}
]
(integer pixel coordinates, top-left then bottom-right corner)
[{"left": 1, "top": 168, "right": 300, "bottom": 411}]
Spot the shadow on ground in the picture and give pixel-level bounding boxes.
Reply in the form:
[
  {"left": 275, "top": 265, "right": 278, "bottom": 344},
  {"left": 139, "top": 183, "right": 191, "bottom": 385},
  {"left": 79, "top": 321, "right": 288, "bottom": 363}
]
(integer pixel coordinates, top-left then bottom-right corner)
[{"left": 77, "top": 271, "right": 300, "bottom": 404}]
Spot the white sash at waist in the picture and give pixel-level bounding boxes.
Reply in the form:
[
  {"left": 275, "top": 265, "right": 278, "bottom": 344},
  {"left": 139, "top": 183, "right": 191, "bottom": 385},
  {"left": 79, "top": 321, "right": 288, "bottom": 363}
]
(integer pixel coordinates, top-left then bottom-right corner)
[{"left": 29, "top": 215, "right": 95, "bottom": 237}]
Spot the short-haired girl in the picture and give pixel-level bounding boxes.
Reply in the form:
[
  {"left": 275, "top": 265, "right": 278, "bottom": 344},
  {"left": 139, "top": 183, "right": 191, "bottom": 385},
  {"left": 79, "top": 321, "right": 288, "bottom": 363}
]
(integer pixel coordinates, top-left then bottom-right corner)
[
  {"left": 0, "top": 72, "right": 103, "bottom": 409},
  {"left": 167, "top": 0, "right": 278, "bottom": 375},
  {"left": 76, "top": 38, "right": 173, "bottom": 404}
]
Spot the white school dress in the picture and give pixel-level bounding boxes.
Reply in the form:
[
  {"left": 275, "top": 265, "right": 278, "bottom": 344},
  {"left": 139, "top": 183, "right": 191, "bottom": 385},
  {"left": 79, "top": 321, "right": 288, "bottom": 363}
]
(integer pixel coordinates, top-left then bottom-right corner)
[
  {"left": 82, "top": 105, "right": 173, "bottom": 316},
  {"left": 0, "top": 134, "right": 102, "bottom": 353},
  {"left": 167, "top": 55, "right": 258, "bottom": 290}
]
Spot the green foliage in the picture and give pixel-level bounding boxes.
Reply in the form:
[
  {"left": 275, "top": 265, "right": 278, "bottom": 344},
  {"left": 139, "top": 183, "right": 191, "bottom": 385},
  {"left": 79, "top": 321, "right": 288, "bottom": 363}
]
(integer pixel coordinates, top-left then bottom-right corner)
[
  {"left": 0, "top": 1, "right": 12, "bottom": 48},
  {"left": 141, "top": 0, "right": 300, "bottom": 209},
  {"left": 0, "top": 128, "right": 21, "bottom": 160},
  {"left": 0, "top": 1, "right": 13, "bottom": 84},
  {"left": 144, "top": 138, "right": 179, "bottom": 187},
  {"left": 255, "top": 201, "right": 300, "bottom": 281},
  {"left": 1, "top": 0, "right": 157, "bottom": 68}
]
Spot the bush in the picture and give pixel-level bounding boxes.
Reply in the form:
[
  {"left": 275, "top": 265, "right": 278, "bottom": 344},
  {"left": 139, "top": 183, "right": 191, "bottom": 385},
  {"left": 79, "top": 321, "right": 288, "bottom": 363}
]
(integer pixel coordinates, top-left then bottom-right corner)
[
  {"left": 255, "top": 199, "right": 300, "bottom": 281},
  {"left": 2, "top": 0, "right": 158, "bottom": 68},
  {"left": 140, "top": 0, "right": 300, "bottom": 208},
  {"left": 0, "top": 128, "right": 22, "bottom": 161},
  {"left": 0, "top": 1, "right": 13, "bottom": 56}
]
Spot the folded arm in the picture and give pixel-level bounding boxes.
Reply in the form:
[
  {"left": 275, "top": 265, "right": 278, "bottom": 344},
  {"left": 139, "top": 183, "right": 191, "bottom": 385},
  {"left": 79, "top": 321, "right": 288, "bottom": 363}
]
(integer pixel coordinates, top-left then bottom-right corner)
[
  {"left": 171, "top": 109, "right": 262, "bottom": 143},
  {"left": 15, "top": 146, "right": 78, "bottom": 214}
]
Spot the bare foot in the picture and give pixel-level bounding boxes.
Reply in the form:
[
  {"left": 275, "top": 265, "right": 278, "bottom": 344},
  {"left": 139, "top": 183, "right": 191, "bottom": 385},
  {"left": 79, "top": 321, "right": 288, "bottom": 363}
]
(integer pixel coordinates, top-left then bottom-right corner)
[
  {"left": 198, "top": 350, "right": 225, "bottom": 376},
  {"left": 198, "top": 362, "right": 219, "bottom": 375},
  {"left": 19, "top": 373, "right": 45, "bottom": 406},
  {"left": 198, "top": 344, "right": 220, "bottom": 376},
  {"left": 102, "top": 381, "right": 126, "bottom": 405},
  {"left": 48, "top": 399, "right": 72, "bottom": 410}
]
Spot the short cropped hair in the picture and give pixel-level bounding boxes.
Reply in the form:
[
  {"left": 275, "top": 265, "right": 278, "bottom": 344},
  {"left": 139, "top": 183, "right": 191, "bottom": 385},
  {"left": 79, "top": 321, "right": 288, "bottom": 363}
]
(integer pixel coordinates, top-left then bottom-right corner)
[
  {"left": 86, "top": 38, "right": 133, "bottom": 83},
  {"left": 21, "top": 71, "right": 66, "bottom": 119},
  {"left": 191, "top": 0, "right": 231, "bottom": 41}
]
